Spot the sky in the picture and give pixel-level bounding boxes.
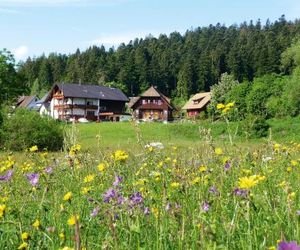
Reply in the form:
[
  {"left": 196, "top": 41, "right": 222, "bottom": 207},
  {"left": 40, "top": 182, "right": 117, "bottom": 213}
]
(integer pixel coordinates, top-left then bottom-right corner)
[{"left": 0, "top": 0, "right": 299, "bottom": 62}]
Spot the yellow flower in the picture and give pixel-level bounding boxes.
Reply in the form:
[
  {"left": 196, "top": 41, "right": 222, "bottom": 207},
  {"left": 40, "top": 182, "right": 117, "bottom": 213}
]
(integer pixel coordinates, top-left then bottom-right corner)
[
  {"left": 151, "top": 207, "right": 159, "bottom": 218},
  {"left": 18, "top": 242, "right": 28, "bottom": 249},
  {"left": 278, "top": 181, "right": 287, "bottom": 188},
  {"left": 32, "top": 219, "right": 40, "bottom": 229},
  {"left": 29, "top": 145, "right": 38, "bottom": 152},
  {"left": 59, "top": 232, "right": 65, "bottom": 240},
  {"left": 63, "top": 192, "right": 73, "bottom": 201},
  {"left": 97, "top": 163, "right": 106, "bottom": 172},
  {"left": 238, "top": 175, "right": 259, "bottom": 189},
  {"left": 291, "top": 160, "right": 298, "bottom": 166},
  {"left": 288, "top": 192, "right": 296, "bottom": 200},
  {"left": 268, "top": 246, "right": 276, "bottom": 250},
  {"left": 287, "top": 166, "right": 292, "bottom": 172},
  {"left": 216, "top": 103, "right": 225, "bottom": 110},
  {"left": 170, "top": 182, "right": 180, "bottom": 188},
  {"left": 226, "top": 102, "right": 235, "bottom": 108},
  {"left": 215, "top": 147, "right": 223, "bottom": 155},
  {"left": 81, "top": 187, "right": 91, "bottom": 195},
  {"left": 21, "top": 232, "right": 29, "bottom": 241},
  {"left": 67, "top": 215, "right": 79, "bottom": 226},
  {"left": 199, "top": 165, "right": 207, "bottom": 172},
  {"left": 0, "top": 204, "right": 6, "bottom": 218},
  {"left": 111, "top": 150, "right": 129, "bottom": 162},
  {"left": 191, "top": 177, "right": 201, "bottom": 185},
  {"left": 273, "top": 143, "right": 280, "bottom": 151},
  {"left": 69, "top": 144, "right": 81, "bottom": 156},
  {"left": 83, "top": 174, "right": 95, "bottom": 183}
]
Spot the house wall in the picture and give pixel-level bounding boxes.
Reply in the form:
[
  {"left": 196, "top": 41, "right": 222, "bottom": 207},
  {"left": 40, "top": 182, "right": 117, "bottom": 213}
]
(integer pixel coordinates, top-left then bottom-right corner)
[{"left": 132, "top": 97, "right": 172, "bottom": 121}]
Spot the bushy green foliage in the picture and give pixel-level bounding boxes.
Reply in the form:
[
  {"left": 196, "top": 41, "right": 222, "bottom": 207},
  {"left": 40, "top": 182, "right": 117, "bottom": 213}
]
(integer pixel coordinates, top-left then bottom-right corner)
[
  {"left": 1, "top": 109, "right": 63, "bottom": 151},
  {"left": 242, "top": 115, "right": 270, "bottom": 138},
  {"left": 209, "top": 73, "right": 239, "bottom": 117},
  {"left": 225, "top": 81, "right": 250, "bottom": 119}
]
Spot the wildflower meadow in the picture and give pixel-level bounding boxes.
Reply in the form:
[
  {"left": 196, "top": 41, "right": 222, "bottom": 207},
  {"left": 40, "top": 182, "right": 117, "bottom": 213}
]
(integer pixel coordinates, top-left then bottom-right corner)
[{"left": 0, "top": 136, "right": 300, "bottom": 249}]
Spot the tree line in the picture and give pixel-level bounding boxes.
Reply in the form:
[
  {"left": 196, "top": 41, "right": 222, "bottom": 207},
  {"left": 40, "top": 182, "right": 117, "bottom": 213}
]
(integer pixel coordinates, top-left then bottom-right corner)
[{"left": 16, "top": 15, "right": 300, "bottom": 102}]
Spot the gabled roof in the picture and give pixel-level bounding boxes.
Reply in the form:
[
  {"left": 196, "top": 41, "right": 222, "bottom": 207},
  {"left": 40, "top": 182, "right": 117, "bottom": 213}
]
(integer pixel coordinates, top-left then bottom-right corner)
[
  {"left": 50, "top": 83, "right": 128, "bottom": 102},
  {"left": 16, "top": 96, "right": 37, "bottom": 108},
  {"left": 182, "top": 92, "right": 211, "bottom": 110},
  {"left": 128, "top": 86, "right": 173, "bottom": 109}
]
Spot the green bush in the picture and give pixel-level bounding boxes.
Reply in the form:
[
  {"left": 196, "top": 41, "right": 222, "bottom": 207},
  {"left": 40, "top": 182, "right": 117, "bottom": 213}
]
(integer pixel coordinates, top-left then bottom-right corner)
[
  {"left": 242, "top": 115, "right": 270, "bottom": 138},
  {"left": 1, "top": 108, "right": 63, "bottom": 151}
]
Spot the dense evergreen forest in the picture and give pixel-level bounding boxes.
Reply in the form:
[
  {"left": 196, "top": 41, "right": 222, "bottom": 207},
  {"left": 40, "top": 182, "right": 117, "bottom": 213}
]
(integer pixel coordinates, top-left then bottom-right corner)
[{"left": 17, "top": 15, "right": 300, "bottom": 100}]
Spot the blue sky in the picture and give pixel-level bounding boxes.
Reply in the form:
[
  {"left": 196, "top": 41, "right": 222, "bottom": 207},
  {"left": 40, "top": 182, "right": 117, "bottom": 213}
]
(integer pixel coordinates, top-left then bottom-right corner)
[{"left": 0, "top": 0, "right": 299, "bottom": 61}]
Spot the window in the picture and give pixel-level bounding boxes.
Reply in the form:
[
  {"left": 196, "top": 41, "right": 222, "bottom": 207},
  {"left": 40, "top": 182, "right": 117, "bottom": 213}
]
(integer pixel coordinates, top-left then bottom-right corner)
[
  {"left": 87, "top": 101, "right": 93, "bottom": 105},
  {"left": 100, "top": 106, "right": 106, "bottom": 111},
  {"left": 148, "top": 99, "right": 151, "bottom": 103},
  {"left": 158, "top": 100, "right": 162, "bottom": 105},
  {"left": 87, "top": 110, "right": 95, "bottom": 116},
  {"left": 142, "top": 99, "right": 146, "bottom": 104}
]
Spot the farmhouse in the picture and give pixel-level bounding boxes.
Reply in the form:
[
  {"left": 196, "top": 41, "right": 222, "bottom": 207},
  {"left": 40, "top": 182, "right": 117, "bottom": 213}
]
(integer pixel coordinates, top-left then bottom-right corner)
[
  {"left": 128, "top": 86, "right": 174, "bottom": 121},
  {"left": 41, "top": 83, "right": 128, "bottom": 121},
  {"left": 182, "top": 92, "right": 211, "bottom": 117}
]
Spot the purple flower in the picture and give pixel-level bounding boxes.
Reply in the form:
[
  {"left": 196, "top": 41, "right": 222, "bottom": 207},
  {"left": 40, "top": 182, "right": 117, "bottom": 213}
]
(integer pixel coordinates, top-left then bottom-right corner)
[
  {"left": 44, "top": 166, "right": 53, "bottom": 174},
  {"left": 209, "top": 185, "right": 219, "bottom": 195},
  {"left": 117, "top": 195, "right": 125, "bottom": 205},
  {"left": 0, "top": 170, "right": 13, "bottom": 182},
  {"left": 103, "top": 188, "right": 116, "bottom": 203},
  {"left": 144, "top": 207, "right": 150, "bottom": 215},
  {"left": 90, "top": 206, "right": 100, "bottom": 217},
  {"left": 26, "top": 173, "right": 39, "bottom": 186},
  {"left": 278, "top": 241, "right": 300, "bottom": 250},
  {"left": 224, "top": 161, "right": 231, "bottom": 171},
  {"left": 202, "top": 201, "right": 210, "bottom": 212},
  {"left": 233, "top": 188, "right": 249, "bottom": 197},
  {"left": 130, "top": 192, "right": 143, "bottom": 205},
  {"left": 113, "top": 176, "right": 122, "bottom": 186}
]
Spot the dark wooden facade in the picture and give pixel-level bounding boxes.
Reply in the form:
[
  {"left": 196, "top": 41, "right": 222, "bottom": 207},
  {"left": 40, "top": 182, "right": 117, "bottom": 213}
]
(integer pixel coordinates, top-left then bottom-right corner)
[{"left": 129, "top": 86, "right": 174, "bottom": 121}]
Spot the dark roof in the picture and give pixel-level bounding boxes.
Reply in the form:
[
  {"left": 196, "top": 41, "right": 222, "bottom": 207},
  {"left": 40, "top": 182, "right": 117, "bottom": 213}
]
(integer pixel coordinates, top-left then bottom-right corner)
[
  {"left": 54, "top": 83, "right": 128, "bottom": 102},
  {"left": 129, "top": 86, "right": 174, "bottom": 109}
]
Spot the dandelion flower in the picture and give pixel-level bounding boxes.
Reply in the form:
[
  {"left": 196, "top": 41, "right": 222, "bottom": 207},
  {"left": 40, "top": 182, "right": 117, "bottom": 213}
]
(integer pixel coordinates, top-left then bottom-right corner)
[
  {"left": 32, "top": 219, "right": 40, "bottom": 229},
  {"left": 238, "top": 175, "right": 259, "bottom": 189},
  {"left": 83, "top": 174, "right": 95, "bottom": 183},
  {"left": 170, "top": 182, "right": 180, "bottom": 188},
  {"left": 67, "top": 215, "right": 79, "bottom": 226},
  {"left": 29, "top": 145, "right": 38, "bottom": 152},
  {"left": 215, "top": 147, "right": 223, "bottom": 155},
  {"left": 63, "top": 192, "right": 73, "bottom": 201},
  {"left": 18, "top": 242, "right": 28, "bottom": 249},
  {"left": 0, "top": 204, "right": 6, "bottom": 218},
  {"left": 216, "top": 103, "right": 225, "bottom": 110},
  {"left": 21, "top": 232, "right": 29, "bottom": 241},
  {"left": 111, "top": 150, "right": 129, "bottom": 162},
  {"left": 97, "top": 163, "right": 106, "bottom": 172}
]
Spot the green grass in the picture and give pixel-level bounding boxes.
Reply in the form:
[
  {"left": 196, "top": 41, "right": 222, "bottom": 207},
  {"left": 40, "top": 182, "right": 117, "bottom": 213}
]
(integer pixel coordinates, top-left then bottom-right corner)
[
  {"left": 73, "top": 117, "right": 300, "bottom": 151},
  {"left": 0, "top": 136, "right": 299, "bottom": 249}
]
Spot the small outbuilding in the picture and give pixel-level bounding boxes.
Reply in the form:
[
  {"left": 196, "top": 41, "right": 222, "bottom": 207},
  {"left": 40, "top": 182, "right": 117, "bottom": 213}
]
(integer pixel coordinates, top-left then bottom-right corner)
[{"left": 182, "top": 92, "right": 211, "bottom": 117}]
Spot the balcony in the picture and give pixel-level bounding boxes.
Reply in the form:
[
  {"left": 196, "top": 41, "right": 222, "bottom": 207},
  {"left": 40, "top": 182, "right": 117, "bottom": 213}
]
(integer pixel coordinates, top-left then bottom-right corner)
[
  {"left": 54, "top": 104, "right": 98, "bottom": 110},
  {"left": 138, "top": 103, "right": 165, "bottom": 110}
]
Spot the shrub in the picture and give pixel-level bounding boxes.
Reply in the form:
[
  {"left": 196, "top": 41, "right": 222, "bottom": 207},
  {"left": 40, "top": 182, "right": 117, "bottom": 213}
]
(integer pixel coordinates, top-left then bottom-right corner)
[
  {"left": 242, "top": 115, "right": 270, "bottom": 138},
  {"left": 1, "top": 108, "right": 63, "bottom": 151}
]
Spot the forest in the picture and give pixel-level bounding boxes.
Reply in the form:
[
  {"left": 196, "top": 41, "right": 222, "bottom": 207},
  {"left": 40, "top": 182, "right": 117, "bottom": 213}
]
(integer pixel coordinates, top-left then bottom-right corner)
[
  {"left": 15, "top": 16, "right": 299, "bottom": 99},
  {"left": 1, "top": 15, "right": 300, "bottom": 120}
]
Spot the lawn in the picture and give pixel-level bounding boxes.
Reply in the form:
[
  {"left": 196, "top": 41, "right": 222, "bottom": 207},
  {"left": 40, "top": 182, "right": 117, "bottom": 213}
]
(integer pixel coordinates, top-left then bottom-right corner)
[{"left": 74, "top": 117, "right": 300, "bottom": 151}]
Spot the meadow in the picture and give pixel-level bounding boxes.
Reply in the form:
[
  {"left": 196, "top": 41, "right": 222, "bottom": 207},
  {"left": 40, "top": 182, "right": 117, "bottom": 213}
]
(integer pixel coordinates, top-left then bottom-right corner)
[{"left": 0, "top": 118, "right": 300, "bottom": 249}]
